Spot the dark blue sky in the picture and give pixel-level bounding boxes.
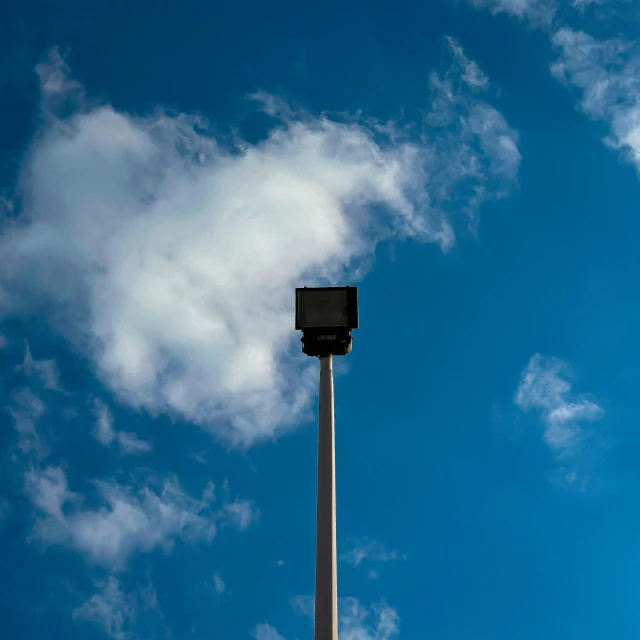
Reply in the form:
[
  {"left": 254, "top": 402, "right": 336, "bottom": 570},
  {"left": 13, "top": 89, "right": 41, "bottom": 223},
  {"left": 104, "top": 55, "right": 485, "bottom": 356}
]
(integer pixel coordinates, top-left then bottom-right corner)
[{"left": 2, "top": 0, "right": 640, "bottom": 638}]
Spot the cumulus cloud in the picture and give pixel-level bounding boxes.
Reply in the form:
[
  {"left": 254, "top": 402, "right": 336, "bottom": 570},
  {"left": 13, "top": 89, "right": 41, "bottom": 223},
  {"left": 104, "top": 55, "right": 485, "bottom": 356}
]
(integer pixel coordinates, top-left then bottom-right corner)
[
  {"left": 91, "top": 399, "right": 152, "bottom": 455},
  {"left": 515, "top": 354, "right": 604, "bottom": 485},
  {"left": 0, "top": 45, "right": 519, "bottom": 447},
  {"left": 25, "top": 466, "right": 255, "bottom": 569},
  {"left": 340, "top": 537, "right": 406, "bottom": 568},
  {"left": 551, "top": 28, "right": 640, "bottom": 173}
]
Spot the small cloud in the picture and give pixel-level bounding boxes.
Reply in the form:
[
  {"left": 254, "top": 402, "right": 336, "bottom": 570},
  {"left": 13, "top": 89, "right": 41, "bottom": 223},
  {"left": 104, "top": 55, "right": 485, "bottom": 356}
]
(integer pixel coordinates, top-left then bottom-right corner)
[
  {"left": 222, "top": 499, "right": 258, "bottom": 530},
  {"left": 368, "top": 569, "right": 379, "bottom": 580},
  {"left": 252, "top": 623, "right": 285, "bottom": 640},
  {"left": 290, "top": 594, "right": 314, "bottom": 618},
  {"left": 276, "top": 559, "right": 285, "bottom": 566},
  {"left": 116, "top": 431, "right": 153, "bottom": 455},
  {"left": 468, "top": 0, "right": 557, "bottom": 28},
  {"left": 74, "top": 576, "right": 168, "bottom": 640},
  {"left": 93, "top": 399, "right": 116, "bottom": 446},
  {"left": 0, "top": 334, "right": 7, "bottom": 348},
  {"left": 514, "top": 354, "right": 604, "bottom": 486},
  {"left": 290, "top": 595, "right": 400, "bottom": 640},
  {"left": 7, "top": 388, "right": 48, "bottom": 458},
  {"left": 191, "top": 450, "right": 208, "bottom": 465},
  {"left": 213, "top": 572, "right": 226, "bottom": 595},
  {"left": 25, "top": 466, "right": 253, "bottom": 569},
  {"left": 551, "top": 29, "right": 640, "bottom": 175},
  {"left": 91, "top": 399, "right": 152, "bottom": 455},
  {"left": 341, "top": 537, "right": 406, "bottom": 568},
  {"left": 73, "top": 576, "right": 136, "bottom": 640},
  {"left": 340, "top": 598, "right": 399, "bottom": 640},
  {"left": 20, "top": 342, "right": 63, "bottom": 392},
  {"left": 445, "top": 36, "right": 489, "bottom": 91}
]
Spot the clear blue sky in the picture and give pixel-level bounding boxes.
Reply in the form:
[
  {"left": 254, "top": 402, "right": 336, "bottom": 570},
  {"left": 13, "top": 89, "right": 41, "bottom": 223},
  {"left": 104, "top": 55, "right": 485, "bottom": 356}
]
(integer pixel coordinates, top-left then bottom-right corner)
[{"left": 2, "top": 0, "right": 640, "bottom": 638}]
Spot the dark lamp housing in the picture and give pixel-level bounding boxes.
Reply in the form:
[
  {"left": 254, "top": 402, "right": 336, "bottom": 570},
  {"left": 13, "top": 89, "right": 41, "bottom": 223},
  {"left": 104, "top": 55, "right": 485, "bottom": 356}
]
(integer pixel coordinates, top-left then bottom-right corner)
[{"left": 295, "top": 286, "right": 358, "bottom": 357}]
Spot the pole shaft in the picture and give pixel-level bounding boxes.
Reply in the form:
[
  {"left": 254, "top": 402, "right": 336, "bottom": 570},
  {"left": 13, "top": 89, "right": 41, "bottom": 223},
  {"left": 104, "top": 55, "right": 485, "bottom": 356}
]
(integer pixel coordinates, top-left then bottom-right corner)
[{"left": 314, "top": 355, "right": 338, "bottom": 640}]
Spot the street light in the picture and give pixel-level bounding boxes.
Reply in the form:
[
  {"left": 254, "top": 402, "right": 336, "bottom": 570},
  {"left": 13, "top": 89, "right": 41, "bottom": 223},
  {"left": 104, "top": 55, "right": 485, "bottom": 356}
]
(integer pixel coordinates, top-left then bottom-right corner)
[{"left": 295, "top": 286, "right": 359, "bottom": 640}]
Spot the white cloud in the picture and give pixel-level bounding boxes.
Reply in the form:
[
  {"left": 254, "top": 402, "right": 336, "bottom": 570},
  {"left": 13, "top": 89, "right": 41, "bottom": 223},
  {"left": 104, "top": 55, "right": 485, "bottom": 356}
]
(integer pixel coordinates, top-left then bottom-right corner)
[
  {"left": 115, "top": 430, "right": 153, "bottom": 454},
  {"left": 291, "top": 594, "right": 315, "bottom": 617},
  {"left": 340, "top": 598, "right": 400, "bottom": 640},
  {"left": 570, "top": 0, "right": 605, "bottom": 10},
  {"left": 289, "top": 596, "right": 399, "bottom": 640},
  {"left": 73, "top": 577, "right": 136, "bottom": 640},
  {"left": 551, "top": 29, "right": 640, "bottom": 174},
  {"left": 0, "top": 46, "right": 519, "bottom": 448},
  {"left": 92, "top": 399, "right": 152, "bottom": 455},
  {"left": 340, "top": 537, "right": 406, "bottom": 567},
  {"left": 213, "top": 572, "right": 226, "bottom": 594},
  {"left": 252, "top": 623, "right": 286, "bottom": 640},
  {"left": 25, "top": 466, "right": 252, "bottom": 569},
  {"left": 222, "top": 498, "right": 258, "bottom": 530},
  {"left": 445, "top": 36, "right": 489, "bottom": 91},
  {"left": 7, "top": 387, "right": 48, "bottom": 458},
  {"left": 514, "top": 354, "right": 604, "bottom": 483},
  {"left": 93, "top": 399, "right": 116, "bottom": 446},
  {"left": 20, "top": 342, "right": 62, "bottom": 391},
  {"left": 468, "top": 0, "right": 557, "bottom": 27}
]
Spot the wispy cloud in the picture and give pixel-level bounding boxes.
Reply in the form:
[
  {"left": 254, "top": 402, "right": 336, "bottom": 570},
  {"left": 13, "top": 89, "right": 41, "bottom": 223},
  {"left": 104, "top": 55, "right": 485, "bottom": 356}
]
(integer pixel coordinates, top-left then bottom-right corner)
[
  {"left": 340, "top": 598, "right": 400, "bottom": 640},
  {"left": 73, "top": 577, "right": 136, "bottom": 640},
  {"left": 288, "top": 596, "right": 399, "bottom": 639},
  {"left": 0, "top": 45, "right": 519, "bottom": 448},
  {"left": 74, "top": 576, "right": 168, "bottom": 640},
  {"left": 252, "top": 623, "right": 286, "bottom": 640},
  {"left": 91, "top": 399, "right": 152, "bottom": 455},
  {"left": 6, "top": 387, "right": 48, "bottom": 458},
  {"left": 213, "top": 572, "right": 226, "bottom": 595},
  {"left": 515, "top": 354, "right": 604, "bottom": 486},
  {"left": 25, "top": 466, "right": 254, "bottom": 569},
  {"left": 341, "top": 537, "right": 406, "bottom": 569},
  {"left": 468, "top": 0, "right": 557, "bottom": 27},
  {"left": 551, "top": 28, "right": 640, "bottom": 174},
  {"left": 19, "top": 342, "right": 62, "bottom": 391}
]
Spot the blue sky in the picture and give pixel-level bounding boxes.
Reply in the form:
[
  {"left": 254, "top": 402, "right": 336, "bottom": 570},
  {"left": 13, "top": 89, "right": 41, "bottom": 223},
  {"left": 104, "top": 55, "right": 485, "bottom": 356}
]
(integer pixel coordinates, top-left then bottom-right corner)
[{"left": 2, "top": 0, "right": 640, "bottom": 638}]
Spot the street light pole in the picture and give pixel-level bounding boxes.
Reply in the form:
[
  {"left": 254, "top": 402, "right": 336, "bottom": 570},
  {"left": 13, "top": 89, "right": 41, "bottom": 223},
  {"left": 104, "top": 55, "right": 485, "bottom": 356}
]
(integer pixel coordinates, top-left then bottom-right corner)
[
  {"left": 314, "top": 354, "right": 338, "bottom": 640},
  {"left": 294, "top": 286, "right": 358, "bottom": 640}
]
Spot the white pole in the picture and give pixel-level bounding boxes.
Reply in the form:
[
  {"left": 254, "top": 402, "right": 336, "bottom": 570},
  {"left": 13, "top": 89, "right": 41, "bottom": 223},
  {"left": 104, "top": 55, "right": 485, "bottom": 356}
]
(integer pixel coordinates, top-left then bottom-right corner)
[{"left": 314, "top": 355, "right": 338, "bottom": 640}]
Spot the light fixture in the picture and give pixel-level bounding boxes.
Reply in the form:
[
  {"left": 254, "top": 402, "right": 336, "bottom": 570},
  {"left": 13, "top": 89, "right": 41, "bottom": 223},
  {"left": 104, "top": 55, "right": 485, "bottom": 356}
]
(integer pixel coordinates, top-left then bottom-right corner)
[{"left": 295, "top": 286, "right": 359, "bottom": 357}]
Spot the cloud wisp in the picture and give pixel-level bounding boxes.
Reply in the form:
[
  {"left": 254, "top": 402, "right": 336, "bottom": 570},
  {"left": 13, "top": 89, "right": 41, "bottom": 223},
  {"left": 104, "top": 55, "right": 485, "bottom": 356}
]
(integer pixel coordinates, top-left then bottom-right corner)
[
  {"left": 551, "top": 28, "right": 640, "bottom": 174},
  {"left": 92, "top": 399, "right": 152, "bottom": 455},
  {"left": 73, "top": 577, "right": 136, "bottom": 640},
  {"left": 468, "top": 0, "right": 557, "bottom": 27},
  {"left": 25, "top": 466, "right": 256, "bottom": 570},
  {"left": 340, "top": 537, "right": 406, "bottom": 576},
  {"left": 263, "top": 596, "right": 399, "bottom": 640},
  {"left": 0, "top": 44, "right": 519, "bottom": 447},
  {"left": 514, "top": 354, "right": 604, "bottom": 486}
]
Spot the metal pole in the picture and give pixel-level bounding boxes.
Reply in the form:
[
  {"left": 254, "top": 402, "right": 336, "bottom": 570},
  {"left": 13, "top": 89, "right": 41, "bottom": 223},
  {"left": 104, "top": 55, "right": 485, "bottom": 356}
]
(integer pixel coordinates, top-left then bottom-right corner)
[{"left": 314, "top": 355, "right": 338, "bottom": 640}]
